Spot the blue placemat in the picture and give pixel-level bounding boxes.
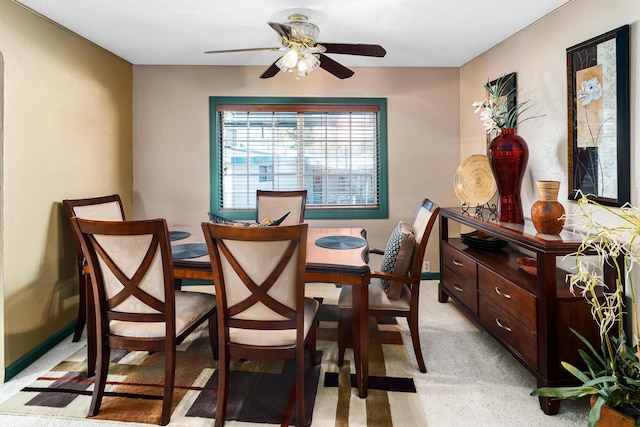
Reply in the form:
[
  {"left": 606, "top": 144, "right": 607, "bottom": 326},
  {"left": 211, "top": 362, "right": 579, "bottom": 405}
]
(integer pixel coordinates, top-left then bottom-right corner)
[
  {"left": 172, "top": 243, "right": 208, "bottom": 259},
  {"left": 315, "top": 236, "right": 367, "bottom": 250},
  {"left": 169, "top": 231, "right": 191, "bottom": 241}
]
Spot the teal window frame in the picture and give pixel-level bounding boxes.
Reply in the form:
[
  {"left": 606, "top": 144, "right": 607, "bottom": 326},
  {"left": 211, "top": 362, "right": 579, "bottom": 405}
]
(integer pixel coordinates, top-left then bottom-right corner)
[{"left": 209, "top": 96, "right": 388, "bottom": 220}]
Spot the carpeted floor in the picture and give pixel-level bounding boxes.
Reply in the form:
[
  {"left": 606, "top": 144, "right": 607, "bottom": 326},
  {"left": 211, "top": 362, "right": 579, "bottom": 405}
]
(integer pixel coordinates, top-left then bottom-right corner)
[
  {"left": 0, "top": 281, "right": 592, "bottom": 426},
  {"left": 0, "top": 283, "right": 426, "bottom": 426}
]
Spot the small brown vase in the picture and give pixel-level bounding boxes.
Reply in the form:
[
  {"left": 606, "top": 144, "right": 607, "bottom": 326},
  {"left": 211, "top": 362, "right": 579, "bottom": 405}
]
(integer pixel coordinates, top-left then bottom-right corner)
[{"left": 531, "top": 180, "right": 565, "bottom": 234}]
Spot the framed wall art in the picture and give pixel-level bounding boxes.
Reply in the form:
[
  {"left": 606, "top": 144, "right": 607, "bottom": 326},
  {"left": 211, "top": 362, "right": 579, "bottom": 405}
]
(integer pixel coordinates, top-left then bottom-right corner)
[
  {"left": 485, "top": 72, "right": 517, "bottom": 145},
  {"left": 567, "top": 25, "right": 630, "bottom": 206}
]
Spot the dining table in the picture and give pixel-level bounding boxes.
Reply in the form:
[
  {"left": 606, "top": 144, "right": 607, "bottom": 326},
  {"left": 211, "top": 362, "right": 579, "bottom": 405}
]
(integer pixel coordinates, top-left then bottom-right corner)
[{"left": 169, "top": 224, "right": 374, "bottom": 398}]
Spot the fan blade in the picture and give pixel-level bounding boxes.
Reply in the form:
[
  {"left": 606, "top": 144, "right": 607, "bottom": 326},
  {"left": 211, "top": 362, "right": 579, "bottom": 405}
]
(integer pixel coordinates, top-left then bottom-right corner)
[
  {"left": 318, "top": 54, "right": 354, "bottom": 79},
  {"left": 268, "top": 22, "right": 292, "bottom": 39},
  {"left": 267, "top": 22, "right": 301, "bottom": 43},
  {"left": 205, "top": 47, "right": 283, "bottom": 54},
  {"left": 321, "top": 43, "right": 386, "bottom": 57},
  {"left": 260, "top": 60, "right": 282, "bottom": 79}
]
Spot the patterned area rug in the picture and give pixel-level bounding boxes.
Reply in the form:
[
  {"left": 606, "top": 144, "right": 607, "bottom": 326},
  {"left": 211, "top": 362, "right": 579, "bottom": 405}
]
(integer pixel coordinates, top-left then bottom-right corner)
[{"left": 0, "top": 284, "right": 427, "bottom": 426}]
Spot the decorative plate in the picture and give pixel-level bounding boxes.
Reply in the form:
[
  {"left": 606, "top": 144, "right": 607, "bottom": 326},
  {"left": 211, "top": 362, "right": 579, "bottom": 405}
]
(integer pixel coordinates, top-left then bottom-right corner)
[
  {"left": 172, "top": 243, "right": 208, "bottom": 259},
  {"left": 453, "top": 154, "right": 497, "bottom": 205},
  {"left": 315, "top": 236, "right": 367, "bottom": 250},
  {"left": 460, "top": 230, "right": 508, "bottom": 251},
  {"left": 169, "top": 231, "right": 191, "bottom": 241}
]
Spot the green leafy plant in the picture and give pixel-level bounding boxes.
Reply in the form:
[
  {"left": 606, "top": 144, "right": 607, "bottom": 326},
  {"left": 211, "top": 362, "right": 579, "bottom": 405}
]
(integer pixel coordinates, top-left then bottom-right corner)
[{"left": 531, "top": 192, "right": 640, "bottom": 426}]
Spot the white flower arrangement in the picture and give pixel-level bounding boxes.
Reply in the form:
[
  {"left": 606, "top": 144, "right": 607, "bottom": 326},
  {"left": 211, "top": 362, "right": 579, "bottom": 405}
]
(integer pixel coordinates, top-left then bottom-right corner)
[{"left": 473, "top": 76, "right": 539, "bottom": 135}]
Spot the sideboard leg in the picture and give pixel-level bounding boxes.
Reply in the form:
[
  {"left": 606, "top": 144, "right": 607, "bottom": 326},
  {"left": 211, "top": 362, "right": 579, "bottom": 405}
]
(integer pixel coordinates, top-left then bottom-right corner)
[
  {"left": 437, "top": 283, "right": 449, "bottom": 303},
  {"left": 539, "top": 397, "right": 560, "bottom": 415}
]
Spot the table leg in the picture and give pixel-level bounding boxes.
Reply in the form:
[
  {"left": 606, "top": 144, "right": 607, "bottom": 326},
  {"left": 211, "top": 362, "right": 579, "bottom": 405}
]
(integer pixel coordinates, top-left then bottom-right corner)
[
  {"left": 86, "top": 279, "right": 96, "bottom": 377},
  {"left": 352, "top": 285, "right": 369, "bottom": 398},
  {"left": 72, "top": 265, "right": 86, "bottom": 342}
]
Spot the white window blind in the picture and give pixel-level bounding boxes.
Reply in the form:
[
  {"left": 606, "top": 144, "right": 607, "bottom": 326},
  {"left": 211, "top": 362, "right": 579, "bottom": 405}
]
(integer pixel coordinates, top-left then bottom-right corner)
[{"left": 216, "top": 104, "right": 381, "bottom": 211}]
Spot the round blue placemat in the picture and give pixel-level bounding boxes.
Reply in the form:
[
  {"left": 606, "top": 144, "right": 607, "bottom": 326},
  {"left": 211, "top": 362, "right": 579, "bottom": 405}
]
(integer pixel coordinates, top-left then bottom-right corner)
[
  {"left": 172, "top": 243, "right": 208, "bottom": 259},
  {"left": 315, "top": 236, "right": 367, "bottom": 250},
  {"left": 169, "top": 231, "right": 191, "bottom": 241}
]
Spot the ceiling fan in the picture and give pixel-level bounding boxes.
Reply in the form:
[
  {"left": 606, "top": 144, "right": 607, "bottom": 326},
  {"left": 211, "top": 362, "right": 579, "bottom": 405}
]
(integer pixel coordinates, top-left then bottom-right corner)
[{"left": 205, "top": 14, "right": 386, "bottom": 79}]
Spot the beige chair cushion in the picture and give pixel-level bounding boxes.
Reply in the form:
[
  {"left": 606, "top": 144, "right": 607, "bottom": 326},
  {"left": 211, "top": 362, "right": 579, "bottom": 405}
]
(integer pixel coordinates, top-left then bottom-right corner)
[
  {"left": 228, "top": 297, "right": 319, "bottom": 347},
  {"left": 257, "top": 196, "right": 304, "bottom": 225},
  {"left": 380, "top": 221, "right": 416, "bottom": 300},
  {"left": 109, "top": 291, "right": 216, "bottom": 338},
  {"left": 338, "top": 278, "right": 411, "bottom": 311},
  {"left": 72, "top": 201, "right": 123, "bottom": 221}
]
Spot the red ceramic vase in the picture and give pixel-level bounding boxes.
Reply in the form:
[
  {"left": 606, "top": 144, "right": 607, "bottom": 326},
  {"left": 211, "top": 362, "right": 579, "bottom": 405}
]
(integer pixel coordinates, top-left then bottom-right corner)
[{"left": 487, "top": 128, "right": 529, "bottom": 224}]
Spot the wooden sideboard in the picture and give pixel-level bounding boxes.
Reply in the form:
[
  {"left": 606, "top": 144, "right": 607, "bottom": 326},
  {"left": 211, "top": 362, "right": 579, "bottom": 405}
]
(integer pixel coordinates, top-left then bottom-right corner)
[{"left": 438, "top": 207, "right": 600, "bottom": 415}]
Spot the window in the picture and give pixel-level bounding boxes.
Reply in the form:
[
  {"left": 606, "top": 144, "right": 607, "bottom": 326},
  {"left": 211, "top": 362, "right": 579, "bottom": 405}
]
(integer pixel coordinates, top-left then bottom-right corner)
[
  {"left": 209, "top": 97, "right": 388, "bottom": 220},
  {"left": 259, "top": 165, "right": 273, "bottom": 182}
]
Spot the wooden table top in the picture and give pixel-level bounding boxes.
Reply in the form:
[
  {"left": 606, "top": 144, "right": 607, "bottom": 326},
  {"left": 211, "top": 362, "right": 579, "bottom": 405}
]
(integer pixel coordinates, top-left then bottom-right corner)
[{"left": 170, "top": 224, "right": 371, "bottom": 285}]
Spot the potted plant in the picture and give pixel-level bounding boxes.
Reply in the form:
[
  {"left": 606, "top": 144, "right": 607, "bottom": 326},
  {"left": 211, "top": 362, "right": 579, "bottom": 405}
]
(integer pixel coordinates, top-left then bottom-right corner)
[{"left": 531, "top": 192, "right": 640, "bottom": 426}]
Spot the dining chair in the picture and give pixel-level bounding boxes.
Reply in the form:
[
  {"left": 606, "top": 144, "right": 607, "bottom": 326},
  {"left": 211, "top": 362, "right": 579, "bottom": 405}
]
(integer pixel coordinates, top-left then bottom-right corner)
[
  {"left": 337, "top": 198, "right": 440, "bottom": 373},
  {"left": 70, "top": 217, "right": 217, "bottom": 426},
  {"left": 63, "top": 194, "right": 126, "bottom": 343},
  {"left": 201, "top": 222, "right": 318, "bottom": 427},
  {"left": 256, "top": 189, "right": 307, "bottom": 225}
]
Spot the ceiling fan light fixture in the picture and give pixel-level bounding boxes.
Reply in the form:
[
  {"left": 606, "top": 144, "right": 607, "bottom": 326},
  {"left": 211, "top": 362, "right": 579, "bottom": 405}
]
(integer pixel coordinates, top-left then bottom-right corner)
[
  {"left": 297, "top": 52, "right": 320, "bottom": 76},
  {"left": 275, "top": 57, "right": 292, "bottom": 73},
  {"left": 281, "top": 47, "right": 299, "bottom": 68}
]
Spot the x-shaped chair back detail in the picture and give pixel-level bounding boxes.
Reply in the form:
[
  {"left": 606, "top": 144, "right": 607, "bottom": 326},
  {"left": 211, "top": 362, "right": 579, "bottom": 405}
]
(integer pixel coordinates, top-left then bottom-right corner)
[
  {"left": 84, "top": 223, "right": 172, "bottom": 322},
  {"left": 203, "top": 223, "right": 307, "bottom": 333},
  {"left": 71, "top": 218, "right": 176, "bottom": 341},
  {"left": 218, "top": 238, "right": 299, "bottom": 327}
]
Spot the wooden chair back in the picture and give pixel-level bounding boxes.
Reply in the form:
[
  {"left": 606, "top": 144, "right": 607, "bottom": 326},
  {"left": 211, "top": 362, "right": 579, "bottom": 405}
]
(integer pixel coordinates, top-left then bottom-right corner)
[
  {"left": 70, "top": 217, "right": 217, "bottom": 425},
  {"left": 337, "top": 198, "right": 440, "bottom": 373},
  {"left": 70, "top": 217, "right": 176, "bottom": 347},
  {"left": 201, "top": 222, "right": 314, "bottom": 427},
  {"left": 256, "top": 190, "right": 307, "bottom": 225},
  {"left": 62, "top": 194, "right": 126, "bottom": 342},
  {"left": 408, "top": 198, "right": 440, "bottom": 286},
  {"left": 202, "top": 223, "right": 308, "bottom": 342},
  {"left": 63, "top": 194, "right": 126, "bottom": 263}
]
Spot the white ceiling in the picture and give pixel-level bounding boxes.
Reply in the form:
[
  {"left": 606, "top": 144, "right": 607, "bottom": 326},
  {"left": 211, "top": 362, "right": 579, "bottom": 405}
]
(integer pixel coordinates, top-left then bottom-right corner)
[{"left": 16, "top": 0, "right": 571, "bottom": 68}]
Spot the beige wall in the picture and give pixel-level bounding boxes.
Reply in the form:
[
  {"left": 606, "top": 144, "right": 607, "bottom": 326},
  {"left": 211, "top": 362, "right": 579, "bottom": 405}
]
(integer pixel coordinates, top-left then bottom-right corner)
[
  {"left": 460, "top": 0, "right": 640, "bottom": 211},
  {"left": 0, "top": 0, "right": 133, "bottom": 373},
  {"left": 133, "top": 65, "right": 460, "bottom": 267}
]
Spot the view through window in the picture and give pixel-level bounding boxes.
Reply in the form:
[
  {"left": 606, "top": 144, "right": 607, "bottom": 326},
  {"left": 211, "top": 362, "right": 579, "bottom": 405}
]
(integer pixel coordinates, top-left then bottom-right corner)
[{"left": 210, "top": 97, "right": 388, "bottom": 220}]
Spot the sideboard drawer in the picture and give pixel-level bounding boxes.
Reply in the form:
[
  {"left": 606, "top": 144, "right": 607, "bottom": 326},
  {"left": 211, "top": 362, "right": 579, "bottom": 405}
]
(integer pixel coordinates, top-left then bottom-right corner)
[
  {"left": 478, "top": 265, "right": 537, "bottom": 331},
  {"left": 442, "top": 266, "right": 478, "bottom": 315},
  {"left": 479, "top": 293, "right": 538, "bottom": 368},
  {"left": 442, "top": 242, "right": 477, "bottom": 284}
]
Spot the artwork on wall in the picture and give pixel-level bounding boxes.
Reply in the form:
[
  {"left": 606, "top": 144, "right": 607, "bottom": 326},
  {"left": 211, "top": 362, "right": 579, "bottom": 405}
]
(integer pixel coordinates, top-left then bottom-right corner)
[
  {"left": 567, "top": 25, "right": 630, "bottom": 207},
  {"left": 485, "top": 73, "right": 517, "bottom": 145}
]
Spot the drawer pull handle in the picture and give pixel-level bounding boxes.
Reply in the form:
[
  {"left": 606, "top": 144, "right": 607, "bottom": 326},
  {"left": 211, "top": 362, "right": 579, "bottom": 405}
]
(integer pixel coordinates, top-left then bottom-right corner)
[
  {"left": 452, "top": 259, "right": 464, "bottom": 267},
  {"left": 495, "top": 287, "right": 511, "bottom": 299},
  {"left": 495, "top": 318, "right": 512, "bottom": 332},
  {"left": 453, "top": 284, "right": 464, "bottom": 292}
]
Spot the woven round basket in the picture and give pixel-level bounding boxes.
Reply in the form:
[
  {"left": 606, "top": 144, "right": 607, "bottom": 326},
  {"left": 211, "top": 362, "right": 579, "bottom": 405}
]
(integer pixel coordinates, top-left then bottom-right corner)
[{"left": 453, "top": 154, "right": 497, "bottom": 205}]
